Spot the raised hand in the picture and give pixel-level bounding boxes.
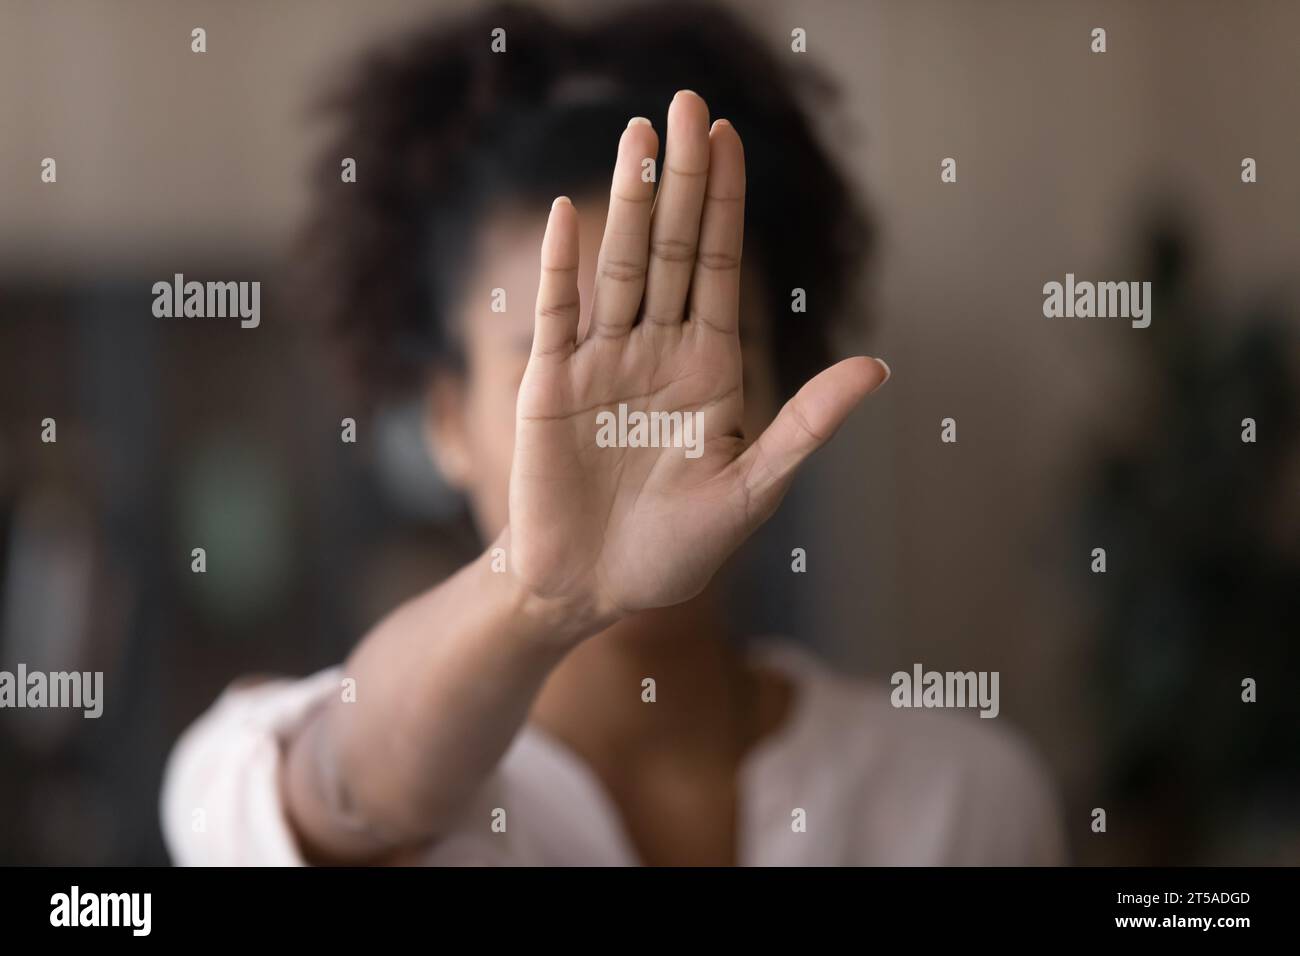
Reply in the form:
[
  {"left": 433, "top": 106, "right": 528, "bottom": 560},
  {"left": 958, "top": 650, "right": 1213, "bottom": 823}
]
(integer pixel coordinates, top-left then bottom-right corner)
[{"left": 509, "top": 90, "right": 889, "bottom": 628}]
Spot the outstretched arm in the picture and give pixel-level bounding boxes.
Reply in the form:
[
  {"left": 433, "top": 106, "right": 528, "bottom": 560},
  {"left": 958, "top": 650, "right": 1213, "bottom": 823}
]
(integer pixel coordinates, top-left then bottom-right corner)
[{"left": 281, "top": 90, "right": 889, "bottom": 863}]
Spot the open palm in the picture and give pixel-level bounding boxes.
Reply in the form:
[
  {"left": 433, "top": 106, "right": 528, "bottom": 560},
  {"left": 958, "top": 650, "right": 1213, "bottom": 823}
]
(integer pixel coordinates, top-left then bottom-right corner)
[{"left": 510, "top": 91, "right": 888, "bottom": 623}]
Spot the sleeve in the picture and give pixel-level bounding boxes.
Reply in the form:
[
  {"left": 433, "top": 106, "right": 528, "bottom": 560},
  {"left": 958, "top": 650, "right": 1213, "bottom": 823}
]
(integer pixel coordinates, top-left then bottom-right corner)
[
  {"left": 1014, "top": 749, "right": 1069, "bottom": 866},
  {"left": 159, "top": 668, "right": 342, "bottom": 866},
  {"left": 951, "top": 722, "right": 1069, "bottom": 866}
]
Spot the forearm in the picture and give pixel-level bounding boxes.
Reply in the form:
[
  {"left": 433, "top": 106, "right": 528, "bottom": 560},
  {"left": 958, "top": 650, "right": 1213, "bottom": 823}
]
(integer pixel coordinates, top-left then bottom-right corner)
[{"left": 283, "top": 528, "right": 604, "bottom": 863}]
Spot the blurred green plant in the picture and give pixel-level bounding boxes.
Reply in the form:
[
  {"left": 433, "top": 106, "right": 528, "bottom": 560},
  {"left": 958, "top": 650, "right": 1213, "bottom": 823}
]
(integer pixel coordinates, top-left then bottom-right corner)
[{"left": 1082, "top": 217, "right": 1300, "bottom": 863}]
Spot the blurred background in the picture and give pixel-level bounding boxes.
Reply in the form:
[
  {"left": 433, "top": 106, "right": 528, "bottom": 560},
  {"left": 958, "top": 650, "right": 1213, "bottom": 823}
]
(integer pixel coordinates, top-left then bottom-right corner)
[{"left": 1, "top": 0, "right": 1297, "bottom": 865}]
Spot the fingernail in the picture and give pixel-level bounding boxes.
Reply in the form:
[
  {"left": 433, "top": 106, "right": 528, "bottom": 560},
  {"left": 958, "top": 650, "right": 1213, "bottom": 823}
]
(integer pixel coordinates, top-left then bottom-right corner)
[
  {"left": 675, "top": 89, "right": 699, "bottom": 101},
  {"left": 627, "top": 116, "right": 651, "bottom": 128},
  {"left": 552, "top": 196, "right": 571, "bottom": 210},
  {"left": 874, "top": 358, "right": 891, "bottom": 383},
  {"left": 711, "top": 118, "right": 731, "bottom": 132}
]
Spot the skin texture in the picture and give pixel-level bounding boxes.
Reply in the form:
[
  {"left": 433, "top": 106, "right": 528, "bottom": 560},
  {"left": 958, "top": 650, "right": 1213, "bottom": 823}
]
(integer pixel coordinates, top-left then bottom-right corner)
[{"left": 282, "top": 91, "right": 889, "bottom": 866}]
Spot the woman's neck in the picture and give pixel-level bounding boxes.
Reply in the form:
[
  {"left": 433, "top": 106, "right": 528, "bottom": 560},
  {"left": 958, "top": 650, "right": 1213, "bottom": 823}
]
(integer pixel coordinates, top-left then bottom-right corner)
[
  {"left": 528, "top": 591, "right": 793, "bottom": 770},
  {"left": 527, "top": 590, "right": 796, "bottom": 865}
]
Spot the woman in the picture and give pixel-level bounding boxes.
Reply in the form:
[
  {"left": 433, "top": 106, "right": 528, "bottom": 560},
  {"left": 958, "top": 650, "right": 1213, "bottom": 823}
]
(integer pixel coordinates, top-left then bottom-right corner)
[{"left": 161, "top": 2, "right": 1064, "bottom": 866}]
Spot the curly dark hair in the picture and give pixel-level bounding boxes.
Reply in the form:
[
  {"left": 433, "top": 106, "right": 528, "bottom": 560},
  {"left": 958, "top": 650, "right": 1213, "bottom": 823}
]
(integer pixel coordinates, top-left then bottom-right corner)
[{"left": 297, "top": 1, "right": 870, "bottom": 406}]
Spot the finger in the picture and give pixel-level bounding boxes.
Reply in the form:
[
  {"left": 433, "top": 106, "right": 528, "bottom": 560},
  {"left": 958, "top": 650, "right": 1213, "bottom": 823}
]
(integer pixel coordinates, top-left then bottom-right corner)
[
  {"left": 640, "top": 90, "right": 710, "bottom": 328},
  {"left": 587, "top": 118, "right": 659, "bottom": 341},
  {"left": 688, "top": 119, "right": 745, "bottom": 338},
  {"left": 736, "top": 357, "right": 890, "bottom": 519},
  {"left": 532, "top": 196, "right": 581, "bottom": 360}
]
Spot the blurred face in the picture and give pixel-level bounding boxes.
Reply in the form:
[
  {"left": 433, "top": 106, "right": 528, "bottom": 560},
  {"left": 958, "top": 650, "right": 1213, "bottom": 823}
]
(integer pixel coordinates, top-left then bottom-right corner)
[{"left": 425, "top": 196, "right": 779, "bottom": 539}]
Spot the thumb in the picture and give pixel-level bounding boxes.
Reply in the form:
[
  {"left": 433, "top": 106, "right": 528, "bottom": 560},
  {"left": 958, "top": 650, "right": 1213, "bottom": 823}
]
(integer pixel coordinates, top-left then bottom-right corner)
[{"left": 735, "top": 356, "right": 889, "bottom": 520}]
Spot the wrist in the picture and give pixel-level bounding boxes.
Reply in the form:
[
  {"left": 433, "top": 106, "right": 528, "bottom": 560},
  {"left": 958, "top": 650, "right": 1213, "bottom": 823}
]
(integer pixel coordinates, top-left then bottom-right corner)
[{"left": 483, "top": 527, "right": 618, "bottom": 651}]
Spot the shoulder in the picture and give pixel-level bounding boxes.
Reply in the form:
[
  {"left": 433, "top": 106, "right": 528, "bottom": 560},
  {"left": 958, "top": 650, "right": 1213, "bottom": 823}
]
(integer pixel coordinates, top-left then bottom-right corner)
[{"left": 758, "top": 643, "right": 1067, "bottom": 865}]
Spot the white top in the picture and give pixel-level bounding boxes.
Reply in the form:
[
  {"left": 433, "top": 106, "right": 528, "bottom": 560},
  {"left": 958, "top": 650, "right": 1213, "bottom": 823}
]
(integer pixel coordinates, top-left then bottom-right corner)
[{"left": 161, "top": 642, "right": 1066, "bottom": 866}]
